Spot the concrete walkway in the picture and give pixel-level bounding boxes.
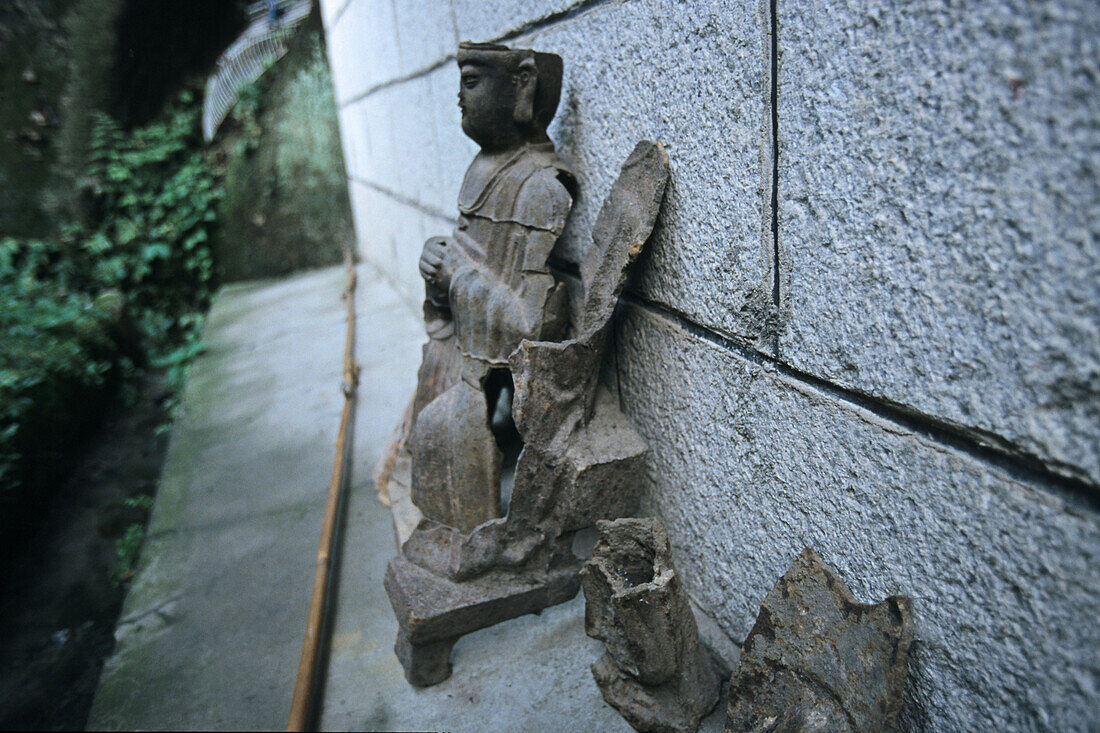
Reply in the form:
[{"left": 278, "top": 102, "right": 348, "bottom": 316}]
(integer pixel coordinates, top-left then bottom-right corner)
[{"left": 88, "top": 265, "right": 727, "bottom": 731}]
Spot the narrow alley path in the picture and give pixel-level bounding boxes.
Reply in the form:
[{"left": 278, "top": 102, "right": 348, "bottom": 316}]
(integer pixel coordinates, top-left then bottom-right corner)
[{"left": 87, "top": 266, "right": 359, "bottom": 729}]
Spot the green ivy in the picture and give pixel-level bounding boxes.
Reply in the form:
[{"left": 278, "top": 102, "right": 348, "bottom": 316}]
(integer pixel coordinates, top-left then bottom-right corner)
[
  {"left": 0, "top": 235, "right": 113, "bottom": 493},
  {"left": 0, "top": 87, "right": 222, "bottom": 510},
  {"left": 83, "top": 91, "right": 221, "bottom": 356},
  {"left": 110, "top": 522, "right": 145, "bottom": 586}
]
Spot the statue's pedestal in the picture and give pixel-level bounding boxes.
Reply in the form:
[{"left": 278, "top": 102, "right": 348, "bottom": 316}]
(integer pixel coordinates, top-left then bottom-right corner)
[{"left": 384, "top": 554, "right": 581, "bottom": 686}]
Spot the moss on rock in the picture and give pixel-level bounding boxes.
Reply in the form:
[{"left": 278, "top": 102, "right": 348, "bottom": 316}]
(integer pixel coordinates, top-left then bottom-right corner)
[{"left": 213, "top": 9, "right": 352, "bottom": 281}]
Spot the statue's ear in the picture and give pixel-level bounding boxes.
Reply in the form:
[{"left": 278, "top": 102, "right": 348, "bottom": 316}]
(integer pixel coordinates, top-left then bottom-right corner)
[{"left": 513, "top": 57, "right": 538, "bottom": 127}]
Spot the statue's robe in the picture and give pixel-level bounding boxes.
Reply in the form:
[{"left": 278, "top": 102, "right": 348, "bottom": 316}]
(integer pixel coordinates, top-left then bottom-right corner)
[{"left": 409, "top": 142, "right": 575, "bottom": 533}]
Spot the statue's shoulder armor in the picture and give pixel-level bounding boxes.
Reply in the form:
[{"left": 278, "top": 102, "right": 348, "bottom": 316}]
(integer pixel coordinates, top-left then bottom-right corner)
[
  {"left": 512, "top": 166, "right": 573, "bottom": 235},
  {"left": 459, "top": 145, "right": 575, "bottom": 231}
]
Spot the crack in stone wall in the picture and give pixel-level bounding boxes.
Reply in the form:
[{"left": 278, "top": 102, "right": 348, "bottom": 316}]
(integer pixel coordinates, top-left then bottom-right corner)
[
  {"left": 769, "top": 0, "right": 781, "bottom": 311},
  {"left": 622, "top": 292, "right": 1100, "bottom": 508}
]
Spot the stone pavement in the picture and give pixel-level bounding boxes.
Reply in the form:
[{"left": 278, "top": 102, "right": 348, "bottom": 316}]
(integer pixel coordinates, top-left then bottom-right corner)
[
  {"left": 87, "top": 266, "right": 356, "bottom": 730},
  {"left": 88, "top": 264, "right": 728, "bottom": 731}
]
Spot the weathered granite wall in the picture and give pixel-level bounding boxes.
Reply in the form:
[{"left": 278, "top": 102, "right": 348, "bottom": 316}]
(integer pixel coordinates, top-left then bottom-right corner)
[{"left": 318, "top": 0, "right": 1100, "bottom": 728}]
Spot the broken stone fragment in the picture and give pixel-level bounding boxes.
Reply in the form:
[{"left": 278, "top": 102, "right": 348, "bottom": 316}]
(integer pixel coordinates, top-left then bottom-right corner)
[
  {"left": 582, "top": 518, "right": 719, "bottom": 733},
  {"left": 579, "top": 140, "right": 671, "bottom": 335},
  {"left": 725, "top": 548, "right": 913, "bottom": 733}
]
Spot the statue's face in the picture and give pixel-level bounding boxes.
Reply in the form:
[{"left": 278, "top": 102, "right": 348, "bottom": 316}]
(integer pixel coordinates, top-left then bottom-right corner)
[{"left": 458, "top": 61, "right": 518, "bottom": 150}]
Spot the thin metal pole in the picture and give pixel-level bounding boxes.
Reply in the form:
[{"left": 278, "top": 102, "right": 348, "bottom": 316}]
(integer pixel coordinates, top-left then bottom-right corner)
[{"left": 287, "top": 253, "right": 358, "bottom": 732}]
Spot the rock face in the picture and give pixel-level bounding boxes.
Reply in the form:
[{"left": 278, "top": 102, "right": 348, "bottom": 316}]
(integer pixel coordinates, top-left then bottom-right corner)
[
  {"left": 581, "top": 518, "right": 719, "bottom": 733},
  {"left": 725, "top": 549, "right": 912, "bottom": 733}
]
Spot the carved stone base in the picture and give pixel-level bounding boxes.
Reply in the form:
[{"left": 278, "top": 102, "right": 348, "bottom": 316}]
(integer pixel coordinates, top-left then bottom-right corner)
[{"left": 384, "top": 554, "right": 581, "bottom": 686}]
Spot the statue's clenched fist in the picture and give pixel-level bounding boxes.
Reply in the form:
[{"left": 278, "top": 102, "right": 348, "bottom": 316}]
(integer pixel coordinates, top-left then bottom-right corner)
[{"left": 419, "top": 236, "right": 454, "bottom": 291}]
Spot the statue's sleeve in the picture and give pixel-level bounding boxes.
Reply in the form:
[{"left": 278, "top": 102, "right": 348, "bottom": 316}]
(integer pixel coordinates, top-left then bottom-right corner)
[{"left": 449, "top": 169, "right": 573, "bottom": 353}]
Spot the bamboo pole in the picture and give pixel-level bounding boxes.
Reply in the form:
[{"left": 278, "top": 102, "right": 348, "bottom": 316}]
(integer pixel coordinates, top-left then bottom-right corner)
[{"left": 286, "top": 254, "right": 359, "bottom": 732}]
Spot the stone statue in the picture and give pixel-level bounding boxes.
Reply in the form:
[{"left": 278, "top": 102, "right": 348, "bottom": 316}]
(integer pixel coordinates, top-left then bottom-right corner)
[
  {"left": 410, "top": 41, "right": 574, "bottom": 534},
  {"left": 379, "top": 41, "right": 670, "bottom": 687}
]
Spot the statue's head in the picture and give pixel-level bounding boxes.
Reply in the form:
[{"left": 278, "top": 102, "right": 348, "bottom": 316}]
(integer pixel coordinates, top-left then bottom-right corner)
[{"left": 456, "top": 42, "right": 563, "bottom": 152}]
